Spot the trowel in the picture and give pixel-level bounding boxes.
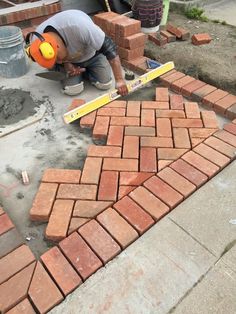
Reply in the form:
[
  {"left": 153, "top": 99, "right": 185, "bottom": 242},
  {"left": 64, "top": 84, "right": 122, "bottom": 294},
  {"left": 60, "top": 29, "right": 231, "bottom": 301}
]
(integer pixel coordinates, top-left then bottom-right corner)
[{"left": 35, "top": 71, "right": 69, "bottom": 81}]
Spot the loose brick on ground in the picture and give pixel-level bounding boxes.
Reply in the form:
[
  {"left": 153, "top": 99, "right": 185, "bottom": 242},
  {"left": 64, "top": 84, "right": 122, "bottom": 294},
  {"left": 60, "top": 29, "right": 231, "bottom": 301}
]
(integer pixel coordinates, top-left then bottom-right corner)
[
  {"left": 167, "top": 24, "right": 189, "bottom": 40},
  {"left": 156, "top": 109, "right": 185, "bottom": 118},
  {"left": 68, "top": 218, "right": 90, "bottom": 235},
  {"left": 29, "top": 262, "right": 63, "bottom": 313},
  {"left": 142, "top": 101, "right": 169, "bottom": 109},
  {"left": 79, "top": 220, "right": 121, "bottom": 264},
  {"left": 103, "top": 158, "right": 138, "bottom": 171},
  {"left": 173, "top": 128, "right": 191, "bottom": 148},
  {"left": 140, "top": 147, "right": 157, "bottom": 172},
  {"left": 67, "top": 99, "right": 85, "bottom": 112},
  {"left": 0, "top": 213, "right": 14, "bottom": 236},
  {"left": 129, "top": 186, "right": 170, "bottom": 221},
  {"left": 125, "top": 126, "right": 156, "bottom": 136},
  {"left": 6, "top": 299, "right": 36, "bottom": 314},
  {"left": 184, "top": 102, "right": 200, "bottom": 119},
  {"left": 193, "top": 143, "right": 230, "bottom": 168},
  {"left": 191, "top": 84, "right": 217, "bottom": 102},
  {"left": 98, "top": 171, "right": 119, "bottom": 201},
  {"left": 42, "top": 169, "right": 81, "bottom": 184},
  {"left": 201, "top": 111, "right": 219, "bottom": 129},
  {"left": 148, "top": 33, "right": 167, "bottom": 46},
  {"left": 182, "top": 151, "right": 220, "bottom": 177},
  {"left": 59, "top": 232, "right": 102, "bottom": 280},
  {"left": 155, "top": 87, "right": 169, "bottom": 102},
  {"left": 93, "top": 116, "right": 110, "bottom": 139},
  {"left": 144, "top": 176, "right": 183, "bottom": 208},
  {"left": 158, "top": 148, "right": 188, "bottom": 160},
  {"left": 87, "top": 145, "right": 121, "bottom": 158},
  {"left": 170, "top": 159, "right": 208, "bottom": 187},
  {"left": 80, "top": 157, "right": 102, "bottom": 184},
  {"left": 192, "top": 33, "right": 212, "bottom": 45},
  {"left": 141, "top": 109, "right": 155, "bottom": 127},
  {"left": 172, "top": 118, "right": 203, "bottom": 128},
  {"left": 73, "top": 200, "right": 112, "bottom": 218},
  {"left": 157, "top": 167, "right": 196, "bottom": 197},
  {"left": 214, "top": 94, "right": 236, "bottom": 115},
  {"left": 107, "top": 125, "right": 124, "bottom": 146},
  {"left": 224, "top": 123, "right": 236, "bottom": 136},
  {"left": 189, "top": 128, "right": 217, "bottom": 138},
  {"left": 126, "top": 101, "right": 141, "bottom": 117},
  {"left": 204, "top": 136, "right": 236, "bottom": 158},
  {"left": 0, "top": 245, "right": 35, "bottom": 285},
  {"left": 41, "top": 246, "right": 82, "bottom": 296},
  {"left": 114, "top": 196, "right": 154, "bottom": 234},
  {"left": 156, "top": 118, "right": 172, "bottom": 137},
  {"left": 181, "top": 80, "right": 206, "bottom": 98},
  {"left": 141, "top": 136, "right": 173, "bottom": 148},
  {"left": 0, "top": 263, "right": 35, "bottom": 313},
  {"left": 202, "top": 89, "right": 229, "bottom": 107},
  {"left": 97, "top": 208, "right": 138, "bottom": 248},
  {"left": 214, "top": 130, "right": 236, "bottom": 147},
  {"left": 30, "top": 183, "right": 58, "bottom": 222},
  {"left": 118, "top": 186, "right": 136, "bottom": 199},
  {"left": 160, "top": 30, "right": 176, "bottom": 42},
  {"left": 57, "top": 184, "right": 97, "bottom": 200},
  {"left": 171, "top": 76, "right": 195, "bottom": 93},
  {"left": 80, "top": 111, "right": 97, "bottom": 128},
  {"left": 0, "top": 228, "right": 24, "bottom": 259},
  {"left": 97, "top": 107, "right": 126, "bottom": 117},
  {"left": 123, "top": 136, "right": 139, "bottom": 158},
  {"left": 45, "top": 200, "right": 74, "bottom": 241},
  {"left": 119, "top": 172, "right": 153, "bottom": 186},
  {"left": 170, "top": 94, "right": 184, "bottom": 110}
]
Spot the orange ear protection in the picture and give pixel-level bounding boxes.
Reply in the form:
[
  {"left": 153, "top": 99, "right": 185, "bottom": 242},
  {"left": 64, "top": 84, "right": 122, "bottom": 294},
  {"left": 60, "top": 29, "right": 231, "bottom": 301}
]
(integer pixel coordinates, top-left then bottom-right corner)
[{"left": 25, "top": 31, "right": 58, "bottom": 69}]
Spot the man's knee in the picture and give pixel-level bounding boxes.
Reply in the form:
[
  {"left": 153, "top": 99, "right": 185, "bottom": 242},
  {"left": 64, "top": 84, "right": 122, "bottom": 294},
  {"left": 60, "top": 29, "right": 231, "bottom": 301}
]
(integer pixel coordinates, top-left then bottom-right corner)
[
  {"left": 92, "top": 79, "right": 112, "bottom": 90},
  {"left": 62, "top": 82, "right": 84, "bottom": 96}
]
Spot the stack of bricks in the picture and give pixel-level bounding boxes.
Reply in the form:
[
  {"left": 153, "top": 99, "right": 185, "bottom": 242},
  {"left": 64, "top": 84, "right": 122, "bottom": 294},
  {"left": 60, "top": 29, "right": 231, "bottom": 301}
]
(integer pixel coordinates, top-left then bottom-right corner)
[{"left": 93, "top": 11, "right": 149, "bottom": 74}]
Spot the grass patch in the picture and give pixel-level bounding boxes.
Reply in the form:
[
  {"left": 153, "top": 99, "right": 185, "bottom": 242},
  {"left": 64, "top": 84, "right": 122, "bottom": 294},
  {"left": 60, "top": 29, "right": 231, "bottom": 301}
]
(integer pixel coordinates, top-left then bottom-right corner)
[{"left": 184, "top": 6, "right": 209, "bottom": 22}]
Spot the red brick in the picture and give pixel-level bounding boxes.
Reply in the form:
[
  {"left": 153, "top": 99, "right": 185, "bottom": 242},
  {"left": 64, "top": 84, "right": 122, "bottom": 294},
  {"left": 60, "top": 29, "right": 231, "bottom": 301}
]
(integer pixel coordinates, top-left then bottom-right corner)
[
  {"left": 109, "top": 15, "right": 129, "bottom": 35},
  {"left": 93, "top": 12, "right": 119, "bottom": 32},
  {"left": 97, "top": 107, "right": 126, "bottom": 116},
  {"left": 226, "top": 104, "right": 236, "bottom": 120},
  {"left": 73, "top": 200, "right": 112, "bottom": 218},
  {"left": 141, "top": 109, "right": 155, "bottom": 127},
  {"left": 119, "top": 32, "right": 146, "bottom": 49},
  {"left": 126, "top": 101, "right": 141, "bottom": 117},
  {"left": 41, "top": 247, "right": 82, "bottom": 296},
  {"left": 148, "top": 33, "right": 167, "bottom": 46},
  {"left": 30, "top": 183, "right": 58, "bottom": 221},
  {"left": 129, "top": 186, "right": 170, "bottom": 220},
  {"left": 45, "top": 200, "right": 74, "bottom": 241},
  {"left": 0, "top": 245, "right": 35, "bottom": 285},
  {"left": 156, "top": 118, "right": 172, "bottom": 137},
  {"left": 201, "top": 111, "right": 219, "bottom": 128},
  {"left": 118, "top": 46, "right": 144, "bottom": 61},
  {"left": 182, "top": 151, "right": 219, "bottom": 177},
  {"left": 189, "top": 128, "right": 217, "bottom": 138},
  {"left": 0, "top": 207, "right": 4, "bottom": 216},
  {"left": 176, "top": 27, "right": 190, "bottom": 40},
  {"left": 121, "top": 57, "right": 148, "bottom": 75},
  {"left": 106, "top": 100, "right": 127, "bottom": 108},
  {"left": 158, "top": 167, "right": 196, "bottom": 197},
  {"left": 167, "top": 24, "right": 189, "bottom": 39},
  {"left": 140, "top": 147, "right": 157, "bottom": 172},
  {"left": 29, "top": 262, "right": 63, "bottom": 314},
  {"left": 103, "top": 158, "right": 138, "bottom": 171},
  {"left": 191, "top": 138, "right": 204, "bottom": 147},
  {"left": 160, "top": 71, "right": 185, "bottom": 87},
  {"left": 202, "top": 89, "right": 229, "bottom": 107},
  {"left": 59, "top": 232, "right": 102, "bottom": 280},
  {"left": 160, "top": 69, "right": 177, "bottom": 79},
  {"left": 123, "top": 136, "right": 139, "bottom": 158},
  {"left": 0, "top": 213, "right": 14, "bottom": 236},
  {"left": 160, "top": 30, "right": 176, "bottom": 42},
  {"left": 79, "top": 220, "right": 121, "bottom": 263},
  {"left": 193, "top": 143, "right": 230, "bottom": 168},
  {"left": 68, "top": 99, "right": 85, "bottom": 112},
  {"left": 158, "top": 148, "right": 188, "bottom": 160},
  {"left": 224, "top": 123, "right": 236, "bottom": 135},
  {"left": 6, "top": 299, "right": 35, "bottom": 314},
  {"left": 172, "top": 118, "right": 203, "bottom": 128},
  {"left": 87, "top": 145, "right": 121, "bottom": 158},
  {"left": 110, "top": 116, "right": 140, "bottom": 126},
  {"left": 93, "top": 116, "right": 110, "bottom": 139},
  {"left": 144, "top": 176, "right": 183, "bottom": 208},
  {"left": 80, "top": 111, "right": 97, "bottom": 128},
  {"left": 116, "top": 18, "right": 141, "bottom": 37},
  {"left": 68, "top": 218, "right": 89, "bottom": 235},
  {"left": 173, "top": 128, "right": 191, "bottom": 148},
  {"left": 156, "top": 109, "right": 185, "bottom": 118},
  {"left": 81, "top": 157, "right": 102, "bottom": 184},
  {"left": 0, "top": 263, "right": 35, "bottom": 313},
  {"left": 125, "top": 126, "right": 156, "bottom": 136},
  {"left": 57, "top": 184, "right": 97, "bottom": 200},
  {"left": 118, "top": 186, "right": 136, "bottom": 199},
  {"left": 119, "top": 172, "right": 153, "bottom": 186},
  {"left": 192, "top": 33, "right": 212, "bottom": 45},
  {"left": 204, "top": 136, "right": 236, "bottom": 158},
  {"left": 214, "top": 94, "right": 236, "bottom": 115},
  {"left": 155, "top": 87, "right": 169, "bottom": 102},
  {"left": 141, "top": 136, "right": 173, "bottom": 148},
  {"left": 97, "top": 208, "right": 138, "bottom": 248},
  {"left": 181, "top": 80, "right": 206, "bottom": 98},
  {"left": 192, "top": 84, "right": 217, "bottom": 102},
  {"left": 107, "top": 126, "right": 124, "bottom": 146},
  {"left": 170, "top": 159, "right": 208, "bottom": 187},
  {"left": 170, "top": 94, "right": 184, "bottom": 110},
  {"left": 184, "top": 102, "right": 200, "bottom": 118},
  {"left": 142, "top": 101, "right": 169, "bottom": 109},
  {"left": 114, "top": 196, "right": 154, "bottom": 234},
  {"left": 98, "top": 171, "right": 118, "bottom": 201},
  {"left": 214, "top": 130, "right": 236, "bottom": 147},
  {"left": 42, "top": 169, "right": 81, "bottom": 184},
  {"left": 158, "top": 160, "right": 172, "bottom": 170},
  {"left": 171, "top": 76, "right": 195, "bottom": 93},
  {"left": 0, "top": 228, "right": 24, "bottom": 260}
]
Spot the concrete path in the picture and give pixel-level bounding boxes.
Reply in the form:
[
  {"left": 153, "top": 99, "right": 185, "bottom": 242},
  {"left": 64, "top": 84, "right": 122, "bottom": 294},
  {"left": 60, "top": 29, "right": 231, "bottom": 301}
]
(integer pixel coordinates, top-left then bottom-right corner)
[
  {"left": 51, "top": 160, "right": 236, "bottom": 314},
  {"left": 203, "top": 0, "right": 236, "bottom": 26}
]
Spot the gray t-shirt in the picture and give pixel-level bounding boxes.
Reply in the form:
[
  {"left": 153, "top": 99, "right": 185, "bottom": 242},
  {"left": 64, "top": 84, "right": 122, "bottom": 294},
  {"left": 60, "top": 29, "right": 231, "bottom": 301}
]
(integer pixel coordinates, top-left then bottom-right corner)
[{"left": 36, "top": 10, "right": 105, "bottom": 63}]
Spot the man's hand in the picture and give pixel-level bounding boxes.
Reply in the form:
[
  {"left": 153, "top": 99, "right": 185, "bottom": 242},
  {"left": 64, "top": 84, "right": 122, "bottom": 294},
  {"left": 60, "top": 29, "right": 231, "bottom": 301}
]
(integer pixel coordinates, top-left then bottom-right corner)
[
  {"left": 64, "top": 62, "right": 86, "bottom": 77},
  {"left": 116, "top": 79, "right": 128, "bottom": 96}
]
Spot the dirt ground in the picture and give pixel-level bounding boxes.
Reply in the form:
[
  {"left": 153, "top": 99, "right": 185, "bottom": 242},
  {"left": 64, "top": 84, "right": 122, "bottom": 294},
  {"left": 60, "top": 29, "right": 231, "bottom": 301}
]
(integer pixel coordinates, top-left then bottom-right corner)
[{"left": 145, "top": 12, "right": 236, "bottom": 94}]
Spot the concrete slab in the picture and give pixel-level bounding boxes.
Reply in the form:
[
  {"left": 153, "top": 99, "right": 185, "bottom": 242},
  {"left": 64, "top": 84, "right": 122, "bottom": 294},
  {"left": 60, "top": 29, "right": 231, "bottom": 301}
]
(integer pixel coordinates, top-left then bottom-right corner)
[
  {"left": 220, "top": 242, "right": 236, "bottom": 272},
  {"left": 203, "top": 0, "right": 236, "bottom": 27},
  {"left": 172, "top": 260, "right": 236, "bottom": 314},
  {"left": 169, "top": 160, "right": 236, "bottom": 258},
  {"left": 50, "top": 218, "right": 216, "bottom": 314}
]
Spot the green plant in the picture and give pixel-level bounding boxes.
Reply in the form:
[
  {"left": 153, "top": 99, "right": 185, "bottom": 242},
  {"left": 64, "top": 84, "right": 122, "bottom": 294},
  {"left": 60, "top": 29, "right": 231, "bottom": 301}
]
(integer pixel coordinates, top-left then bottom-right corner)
[
  {"left": 221, "top": 20, "right": 227, "bottom": 25},
  {"left": 184, "top": 6, "right": 209, "bottom": 22}
]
